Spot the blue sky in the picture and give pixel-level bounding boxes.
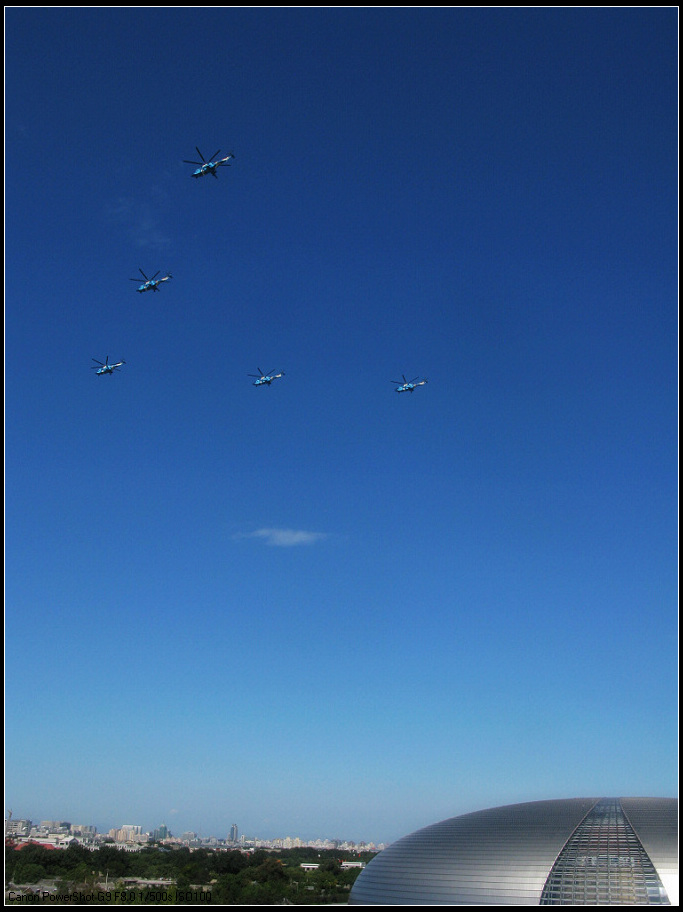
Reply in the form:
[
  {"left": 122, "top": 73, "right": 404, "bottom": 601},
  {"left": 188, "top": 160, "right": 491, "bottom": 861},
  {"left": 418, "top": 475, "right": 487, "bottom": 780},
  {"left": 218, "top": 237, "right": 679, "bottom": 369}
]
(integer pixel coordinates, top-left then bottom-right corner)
[{"left": 6, "top": 8, "right": 677, "bottom": 845}]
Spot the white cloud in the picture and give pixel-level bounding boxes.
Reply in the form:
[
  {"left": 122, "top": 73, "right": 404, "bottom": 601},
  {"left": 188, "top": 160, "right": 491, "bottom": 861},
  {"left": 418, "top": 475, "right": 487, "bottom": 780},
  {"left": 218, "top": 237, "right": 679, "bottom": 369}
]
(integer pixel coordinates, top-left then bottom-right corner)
[
  {"left": 246, "top": 528, "right": 327, "bottom": 547},
  {"left": 106, "top": 194, "right": 171, "bottom": 251}
]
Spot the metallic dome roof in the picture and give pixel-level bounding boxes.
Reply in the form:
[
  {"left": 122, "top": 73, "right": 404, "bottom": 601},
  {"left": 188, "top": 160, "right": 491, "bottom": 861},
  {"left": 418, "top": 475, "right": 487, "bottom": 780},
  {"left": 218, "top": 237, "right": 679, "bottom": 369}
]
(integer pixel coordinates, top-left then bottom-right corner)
[{"left": 349, "top": 797, "right": 678, "bottom": 905}]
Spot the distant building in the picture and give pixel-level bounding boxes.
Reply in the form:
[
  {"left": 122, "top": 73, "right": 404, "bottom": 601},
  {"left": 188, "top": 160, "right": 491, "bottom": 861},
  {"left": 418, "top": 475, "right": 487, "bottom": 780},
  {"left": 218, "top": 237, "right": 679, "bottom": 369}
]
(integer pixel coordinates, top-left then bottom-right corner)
[
  {"left": 108, "top": 825, "right": 144, "bottom": 843},
  {"left": 13, "top": 835, "right": 78, "bottom": 850},
  {"left": 350, "top": 798, "right": 678, "bottom": 906},
  {"left": 70, "top": 825, "right": 97, "bottom": 838},
  {"left": 5, "top": 819, "right": 32, "bottom": 837},
  {"left": 229, "top": 823, "right": 239, "bottom": 843},
  {"left": 39, "top": 821, "right": 71, "bottom": 834}
]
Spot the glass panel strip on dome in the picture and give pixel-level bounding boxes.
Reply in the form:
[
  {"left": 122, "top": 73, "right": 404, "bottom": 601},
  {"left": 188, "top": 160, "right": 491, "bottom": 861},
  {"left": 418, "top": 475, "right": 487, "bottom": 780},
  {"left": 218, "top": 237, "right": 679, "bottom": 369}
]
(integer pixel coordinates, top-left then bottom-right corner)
[{"left": 540, "top": 798, "right": 670, "bottom": 905}]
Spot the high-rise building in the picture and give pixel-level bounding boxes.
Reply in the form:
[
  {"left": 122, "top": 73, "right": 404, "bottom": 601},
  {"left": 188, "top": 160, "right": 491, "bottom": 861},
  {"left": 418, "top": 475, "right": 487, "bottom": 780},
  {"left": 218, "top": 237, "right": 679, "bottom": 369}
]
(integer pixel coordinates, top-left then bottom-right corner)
[
  {"left": 5, "top": 819, "right": 32, "bottom": 837},
  {"left": 110, "top": 825, "right": 143, "bottom": 843},
  {"left": 70, "top": 825, "right": 97, "bottom": 837},
  {"left": 229, "top": 824, "right": 239, "bottom": 843}
]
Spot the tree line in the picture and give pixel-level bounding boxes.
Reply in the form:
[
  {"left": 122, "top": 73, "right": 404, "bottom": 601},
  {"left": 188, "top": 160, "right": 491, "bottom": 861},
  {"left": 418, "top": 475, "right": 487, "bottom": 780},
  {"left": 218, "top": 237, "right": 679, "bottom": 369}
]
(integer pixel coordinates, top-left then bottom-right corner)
[{"left": 5, "top": 843, "right": 377, "bottom": 904}]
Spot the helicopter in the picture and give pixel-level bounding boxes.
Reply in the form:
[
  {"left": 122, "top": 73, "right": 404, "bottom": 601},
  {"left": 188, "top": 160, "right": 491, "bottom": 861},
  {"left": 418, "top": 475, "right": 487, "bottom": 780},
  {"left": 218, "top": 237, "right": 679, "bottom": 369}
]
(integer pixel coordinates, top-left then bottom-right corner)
[
  {"left": 392, "top": 375, "right": 428, "bottom": 393},
  {"left": 184, "top": 147, "right": 235, "bottom": 179},
  {"left": 248, "top": 368, "right": 285, "bottom": 387},
  {"left": 91, "top": 356, "right": 125, "bottom": 376},
  {"left": 129, "top": 269, "right": 173, "bottom": 293}
]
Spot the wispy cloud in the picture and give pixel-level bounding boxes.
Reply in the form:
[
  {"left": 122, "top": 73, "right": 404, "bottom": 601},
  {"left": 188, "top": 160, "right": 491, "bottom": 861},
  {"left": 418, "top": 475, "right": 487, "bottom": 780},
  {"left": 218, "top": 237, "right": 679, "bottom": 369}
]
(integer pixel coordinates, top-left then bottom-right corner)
[
  {"left": 106, "top": 194, "right": 172, "bottom": 252},
  {"left": 242, "top": 528, "right": 328, "bottom": 547}
]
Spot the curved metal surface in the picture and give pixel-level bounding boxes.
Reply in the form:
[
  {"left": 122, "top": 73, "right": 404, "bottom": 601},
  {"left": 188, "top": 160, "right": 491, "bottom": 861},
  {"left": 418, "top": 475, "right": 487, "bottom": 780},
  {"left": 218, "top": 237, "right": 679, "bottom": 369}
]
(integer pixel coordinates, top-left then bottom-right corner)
[
  {"left": 622, "top": 798, "right": 679, "bottom": 905},
  {"left": 540, "top": 799, "right": 670, "bottom": 904},
  {"left": 349, "top": 798, "right": 678, "bottom": 906}
]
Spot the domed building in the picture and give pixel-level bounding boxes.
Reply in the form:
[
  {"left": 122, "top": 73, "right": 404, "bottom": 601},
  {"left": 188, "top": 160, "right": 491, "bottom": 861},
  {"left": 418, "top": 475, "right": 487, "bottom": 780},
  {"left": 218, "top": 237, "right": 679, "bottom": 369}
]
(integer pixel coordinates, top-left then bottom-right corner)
[{"left": 349, "top": 797, "right": 678, "bottom": 905}]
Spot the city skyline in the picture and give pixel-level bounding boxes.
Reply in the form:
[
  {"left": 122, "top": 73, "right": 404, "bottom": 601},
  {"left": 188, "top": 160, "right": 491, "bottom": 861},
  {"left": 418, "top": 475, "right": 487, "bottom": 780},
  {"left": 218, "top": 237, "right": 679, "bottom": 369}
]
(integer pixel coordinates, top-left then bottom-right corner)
[
  {"left": 6, "top": 8, "right": 677, "bottom": 847},
  {"left": 6, "top": 813, "right": 384, "bottom": 850}
]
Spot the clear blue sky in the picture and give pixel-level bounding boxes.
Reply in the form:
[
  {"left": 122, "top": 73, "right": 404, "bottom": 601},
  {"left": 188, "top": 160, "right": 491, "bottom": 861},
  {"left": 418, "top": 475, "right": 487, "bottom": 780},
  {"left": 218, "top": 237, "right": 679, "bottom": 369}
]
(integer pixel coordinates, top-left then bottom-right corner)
[{"left": 6, "top": 8, "right": 677, "bottom": 845}]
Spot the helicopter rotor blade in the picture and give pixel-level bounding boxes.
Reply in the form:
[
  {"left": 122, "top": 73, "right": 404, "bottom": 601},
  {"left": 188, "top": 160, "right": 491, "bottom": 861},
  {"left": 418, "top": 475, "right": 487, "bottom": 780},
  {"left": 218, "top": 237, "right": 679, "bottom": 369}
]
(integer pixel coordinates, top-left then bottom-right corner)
[
  {"left": 196, "top": 147, "right": 206, "bottom": 162},
  {"left": 150, "top": 271, "right": 160, "bottom": 280},
  {"left": 209, "top": 150, "right": 221, "bottom": 163},
  {"left": 183, "top": 160, "right": 203, "bottom": 165},
  {"left": 138, "top": 269, "right": 149, "bottom": 280},
  {"left": 92, "top": 359, "right": 104, "bottom": 365}
]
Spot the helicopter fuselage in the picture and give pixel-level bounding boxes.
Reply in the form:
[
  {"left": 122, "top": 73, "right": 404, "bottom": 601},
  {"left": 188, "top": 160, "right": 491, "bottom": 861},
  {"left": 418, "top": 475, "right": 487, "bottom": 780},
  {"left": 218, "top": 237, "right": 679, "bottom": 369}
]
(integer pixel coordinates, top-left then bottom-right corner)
[
  {"left": 92, "top": 357, "right": 125, "bottom": 376},
  {"left": 395, "top": 379, "right": 427, "bottom": 393},
  {"left": 134, "top": 274, "right": 171, "bottom": 292},
  {"left": 189, "top": 153, "right": 233, "bottom": 178},
  {"left": 251, "top": 370, "right": 284, "bottom": 386},
  {"left": 192, "top": 163, "right": 218, "bottom": 178}
]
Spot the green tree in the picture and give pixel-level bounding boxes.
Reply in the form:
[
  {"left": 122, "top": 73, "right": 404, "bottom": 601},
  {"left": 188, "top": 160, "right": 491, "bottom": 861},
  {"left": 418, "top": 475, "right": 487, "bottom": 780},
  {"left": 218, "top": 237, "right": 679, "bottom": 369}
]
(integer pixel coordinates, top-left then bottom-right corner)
[
  {"left": 250, "top": 857, "right": 288, "bottom": 883},
  {"left": 212, "top": 849, "right": 247, "bottom": 876},
  {"left": 93, "top": 845, "right": 131, "bottom": 879},
  {"left": 175, "top": 865, "right": 193, "bottom": 890},
  {"left": 68, "top": 860, "right": 94, "bottom": 884},
  {"left": 12, "top": 862, "right": 46, "bottom": 883},
  {"left": 212, "top": 872, "right": 242, "bottom": 904}
]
